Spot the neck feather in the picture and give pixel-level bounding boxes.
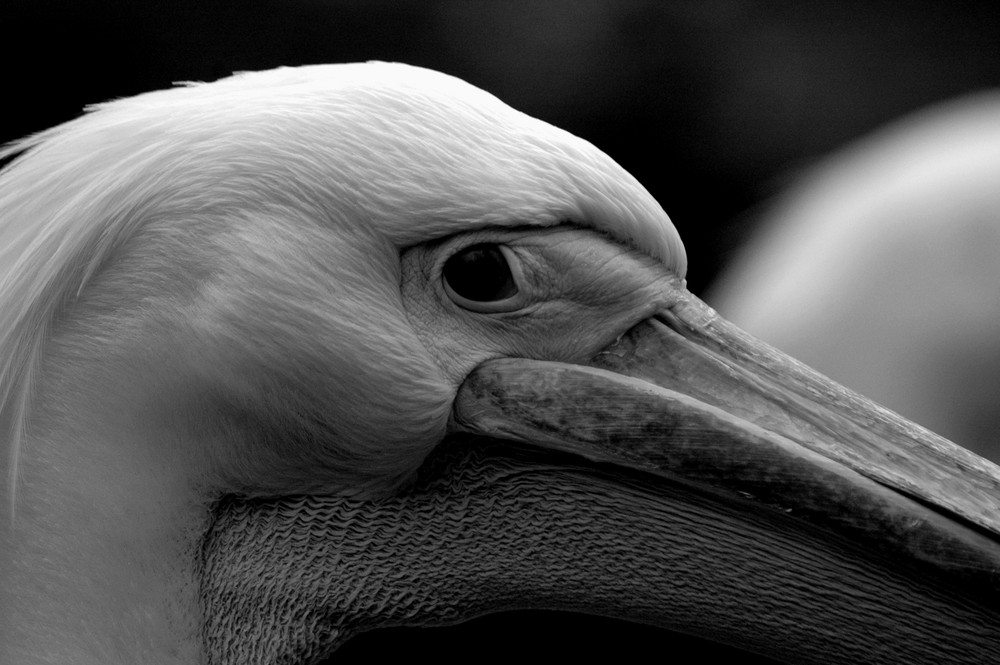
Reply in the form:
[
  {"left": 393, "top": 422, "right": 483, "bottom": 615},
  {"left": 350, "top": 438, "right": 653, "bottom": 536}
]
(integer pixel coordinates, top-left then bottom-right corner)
[{"left": 1, "top": 387, "right": 209, "bottom": 663}]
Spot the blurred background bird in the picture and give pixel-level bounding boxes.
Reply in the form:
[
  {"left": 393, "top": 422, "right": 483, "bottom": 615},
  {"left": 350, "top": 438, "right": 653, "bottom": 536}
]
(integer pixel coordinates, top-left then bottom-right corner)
[{"left": 711, "top": 92, "right": 1000, "bottom": 463}]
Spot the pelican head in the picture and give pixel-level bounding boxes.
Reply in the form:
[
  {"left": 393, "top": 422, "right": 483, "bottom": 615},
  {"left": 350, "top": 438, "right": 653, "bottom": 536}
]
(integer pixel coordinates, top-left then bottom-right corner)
[{"left": 1, "top": 63, "right": 999, "bottom": 665}]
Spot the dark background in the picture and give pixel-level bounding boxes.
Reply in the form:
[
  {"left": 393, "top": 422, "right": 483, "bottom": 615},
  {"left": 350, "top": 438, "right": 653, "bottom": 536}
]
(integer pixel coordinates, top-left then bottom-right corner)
[{"left": 6, "top": 1, "right": 998, "bottom": 662}]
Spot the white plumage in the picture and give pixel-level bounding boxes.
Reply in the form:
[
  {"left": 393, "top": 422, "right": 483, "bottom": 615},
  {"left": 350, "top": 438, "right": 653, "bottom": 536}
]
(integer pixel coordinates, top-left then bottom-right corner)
[{"left": 0, "top": 62, "right": 683, "bottom": 664}]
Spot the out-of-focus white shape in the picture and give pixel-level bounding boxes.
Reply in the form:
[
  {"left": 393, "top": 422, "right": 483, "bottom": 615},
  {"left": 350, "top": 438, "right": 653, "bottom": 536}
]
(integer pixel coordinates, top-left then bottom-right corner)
[{"left": 710, "top": 92, "right": 1000, "bottom": 461}]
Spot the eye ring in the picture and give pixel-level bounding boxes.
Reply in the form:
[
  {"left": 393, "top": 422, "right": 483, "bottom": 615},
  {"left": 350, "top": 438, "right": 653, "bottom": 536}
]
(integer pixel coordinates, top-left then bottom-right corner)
[{"left": 442, "top": 243, "right": 524, "bottom": 313}]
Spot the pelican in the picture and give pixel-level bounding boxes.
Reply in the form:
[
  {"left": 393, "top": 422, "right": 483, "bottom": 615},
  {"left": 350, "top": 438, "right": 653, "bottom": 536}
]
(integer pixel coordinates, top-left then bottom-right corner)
[
  {"left": 710, "top": 92, "right": 1000, "bottom": 463},
  {"left": 1, "top": 63, "right": 999, "bottom": 665}
]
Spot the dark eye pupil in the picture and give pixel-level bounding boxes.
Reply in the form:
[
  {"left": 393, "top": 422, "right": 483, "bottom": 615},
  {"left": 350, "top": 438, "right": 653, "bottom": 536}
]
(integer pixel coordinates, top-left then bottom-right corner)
[{"left": 443, "top": 243, "right": 518, "bottom": 302}]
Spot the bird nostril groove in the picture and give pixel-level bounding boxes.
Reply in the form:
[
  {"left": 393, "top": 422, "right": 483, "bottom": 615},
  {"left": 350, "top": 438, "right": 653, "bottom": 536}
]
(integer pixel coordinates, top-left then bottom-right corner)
[{"left": 652, "top": 308, "right": 686, "bottom": 336}]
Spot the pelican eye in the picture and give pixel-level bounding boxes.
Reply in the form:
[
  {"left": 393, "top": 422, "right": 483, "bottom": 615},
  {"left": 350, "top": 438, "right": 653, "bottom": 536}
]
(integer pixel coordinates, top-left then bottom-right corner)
[{"left": 443, "top": 243, "right": 521, "bottom": 311}]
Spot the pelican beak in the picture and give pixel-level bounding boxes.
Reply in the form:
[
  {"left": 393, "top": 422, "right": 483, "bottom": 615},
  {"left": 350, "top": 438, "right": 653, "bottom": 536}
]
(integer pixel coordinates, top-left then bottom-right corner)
[
  {"left": 444, "top": 281, "right": 1000, "bottom": 663},
  {"left": 453, "top": 283, "right": 1000, "bottom": 588},
  {"left": 202, "top": 280, "right": 1000, "bottom": 665}
]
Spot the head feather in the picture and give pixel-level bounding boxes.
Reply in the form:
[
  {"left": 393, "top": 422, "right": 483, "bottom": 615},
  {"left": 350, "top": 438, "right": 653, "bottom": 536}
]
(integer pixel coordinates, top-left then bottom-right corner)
[{"left": 0, "top": 62, "right": 684, "bottom": 512}]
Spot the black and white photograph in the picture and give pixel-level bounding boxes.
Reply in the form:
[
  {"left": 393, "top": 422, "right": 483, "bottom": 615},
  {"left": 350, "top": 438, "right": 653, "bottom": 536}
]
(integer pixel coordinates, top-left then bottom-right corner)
[{"left": 2, "top": 2, "right": 1000, "bottom": 663}]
